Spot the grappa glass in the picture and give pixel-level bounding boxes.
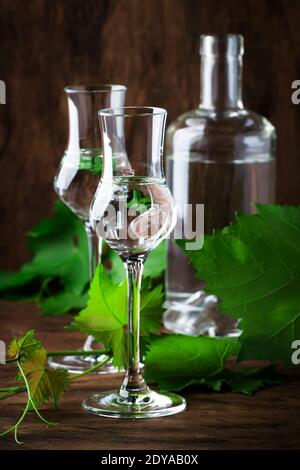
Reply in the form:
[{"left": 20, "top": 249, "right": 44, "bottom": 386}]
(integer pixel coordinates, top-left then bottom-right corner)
[
  {"left": 48, "top": 84, "right": 126, "bottom": 373},
  {"left": 83, "top": 107, "right": 186, "bottom": 418}
]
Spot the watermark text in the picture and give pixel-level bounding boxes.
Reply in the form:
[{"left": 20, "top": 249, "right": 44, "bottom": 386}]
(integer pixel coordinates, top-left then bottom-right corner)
[
  {"left": 291, "top": 340, "right": 300, "bottom": 365},
  {"left": 0, "top": 80, "right": 6, "bottom": 104},
  {"left": 0, "top": 340, "right": 6, "bottom": 364}
]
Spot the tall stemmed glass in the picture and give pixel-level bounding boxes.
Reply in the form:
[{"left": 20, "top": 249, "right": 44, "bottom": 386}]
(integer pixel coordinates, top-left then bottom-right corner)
[
  {"left": 83, "top": 107, "right": 186, "bottom": 418},
  {"left": 48, "top": 84, "right": 126, "bottom": 373}
]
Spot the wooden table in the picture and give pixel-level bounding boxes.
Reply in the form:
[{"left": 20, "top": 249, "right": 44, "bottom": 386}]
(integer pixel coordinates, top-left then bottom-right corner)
[{"left": 0, "top": 300, "right": 299, "bottom": 450}]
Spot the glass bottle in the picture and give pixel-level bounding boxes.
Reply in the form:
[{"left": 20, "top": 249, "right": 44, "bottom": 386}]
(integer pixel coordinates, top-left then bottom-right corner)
[{"left": 164, "top": 35, "right": 276, "bottom": 336}]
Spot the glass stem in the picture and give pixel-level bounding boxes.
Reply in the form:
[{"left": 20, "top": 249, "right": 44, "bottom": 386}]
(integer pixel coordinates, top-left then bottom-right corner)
[
  {"left": 83, "top": 222, "right": 102, "bottom": 352},
  {"left": 120, "top": 257, "right": 149, "bottom": 399},
  {"left": 84, "top": 222, "right": 101, "bottom": 279}
]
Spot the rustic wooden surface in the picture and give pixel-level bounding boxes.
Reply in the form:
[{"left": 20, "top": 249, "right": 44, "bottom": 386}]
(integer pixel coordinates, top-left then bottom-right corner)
[
  {"left": 1, "top": 0, "right": 300, "bottom": 268},
  {"left": 0, "top": 300, "right": 299, "bottom": 450}
]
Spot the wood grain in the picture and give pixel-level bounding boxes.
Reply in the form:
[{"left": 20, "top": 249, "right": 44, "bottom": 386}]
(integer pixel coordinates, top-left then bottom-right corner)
[
  {"left": 0, "top": 300, "right": 300, "bottom": 450},
  {"left": 1, "top": 0, "right": 300, "bottom": 267}
]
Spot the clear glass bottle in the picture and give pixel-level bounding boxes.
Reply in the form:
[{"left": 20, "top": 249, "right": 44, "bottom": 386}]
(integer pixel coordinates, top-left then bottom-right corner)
[{"left": 164, "top": 35, "right": 276, "bottom": 336}]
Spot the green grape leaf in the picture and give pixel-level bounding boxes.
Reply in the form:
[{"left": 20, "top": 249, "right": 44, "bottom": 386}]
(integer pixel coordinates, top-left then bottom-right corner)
[
  {"left": 217, "top": 365, "right": 283, "bottom": 395},
  {"left": 143, "top": 241, "right": 166, "bottom": 279},
  {"left": 8, "top": 330, "right": 42, "bottom": 360},
  {"left": 144, "top": 335, "right": 281, "bottom": 394},
  {"left": 179, "top": 204, "right": 300, "bottom": 366},
  {"left": 79, "top": 154, "right": 103, "bottom": 176},
  {"left": 22, "top": 347, "right": 69, "bottom": 407},
  {"left": 144, "top": 334, "right": 239, "bottom": 390},
  {"left": 73, "top": 265, "right": 127, "bottom": 369},
  {"left": 126, "top": 189, "right": 152, "bottom": 211},
  {"left": 0, "top": 270, "right": 37, "bottom": 291},
  {"left": 0, "top": 201, "right": 89, "bottom": 315},
  {"left": 106, "top": 241, "right": 166, "bottom": 285},
  {"left": 40, "top": 290, "right": 88, "bottom": 316},
  {"left": 105, "top": 248, "right": 125, "bottom": 285},
  {"left": 182, "top": 366, "right": 282, "bottom": 395},
  {"left": 140, "top": 284, "right": 164, "bottom": 334},
  {"left": 73, "top": 265, "right": 163, "bottom": 369},
  {"left": 26, "top": 200, "right": 89, "bottom": 294}
]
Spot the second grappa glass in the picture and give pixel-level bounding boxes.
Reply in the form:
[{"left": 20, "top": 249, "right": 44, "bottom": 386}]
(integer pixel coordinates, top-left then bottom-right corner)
[{"left": 48, "top": 84, "right": 126, "bottom": 373}]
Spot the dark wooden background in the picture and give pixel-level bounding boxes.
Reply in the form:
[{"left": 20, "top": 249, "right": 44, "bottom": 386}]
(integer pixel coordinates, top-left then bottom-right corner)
[{"left": 1, "top": 0, "right": 300, "bottom": 269}]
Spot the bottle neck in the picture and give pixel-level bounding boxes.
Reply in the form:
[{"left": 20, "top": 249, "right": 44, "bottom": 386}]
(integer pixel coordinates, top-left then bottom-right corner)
[{"left": 199, "top": 55, "right": 243, "bottom": 111}]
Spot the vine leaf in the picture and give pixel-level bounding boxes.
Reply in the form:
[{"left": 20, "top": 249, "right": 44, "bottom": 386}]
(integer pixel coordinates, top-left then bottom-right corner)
[
  {"left": 1, "top": 330, "right": 69, "bottom": 444},
  {"left": 22, "top": 347, "right": 69, "bottom": 407},
  {"left": 144, "top": 334, "right": 240, "bottom": 390},
  {"left": 179, "top": 204, "right": 300, "bottom": 365},
  {"left": 73, "top": 265, "right": 163, "bottom": 369},
  {"left": 0, "top": 201, "right": 89, "bottom": 315},
  {"left": 144, "top": 335, "right": 282, "bottom": 394},
  {"left": 8, "top": 329, "right": 42, "bottom": 360}
]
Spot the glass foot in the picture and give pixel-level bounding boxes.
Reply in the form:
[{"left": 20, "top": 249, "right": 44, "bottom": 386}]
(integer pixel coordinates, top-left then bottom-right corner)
[
  {"left": 82, "top": 389, "right": 186, "bottom": 419},
  {"left": 48, "top": 355, "right": 117, "bottom": 374}
]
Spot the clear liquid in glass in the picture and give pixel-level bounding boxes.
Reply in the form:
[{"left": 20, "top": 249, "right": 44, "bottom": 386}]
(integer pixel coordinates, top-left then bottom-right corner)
[
  {"left": 54, "top": 148, "right": 102, "bottom": 221},
  {"left": 93, "top": 176, "right": 176, "bottom": 258}
]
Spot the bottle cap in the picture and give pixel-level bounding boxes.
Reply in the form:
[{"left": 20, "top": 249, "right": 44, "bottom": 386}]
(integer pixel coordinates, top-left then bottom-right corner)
[{"left": 199, "top": 34, "right": 244, "bottom": 57}]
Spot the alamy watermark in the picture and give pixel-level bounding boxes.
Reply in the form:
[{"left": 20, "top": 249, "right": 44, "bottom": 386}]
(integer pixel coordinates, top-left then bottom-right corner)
[
  {"left": 291, "top": 340, "right": 300, "bottom": 365},
  {"left": 0, "top": 80, "right": 6, "bottom": 104},
  {"left": 0, "top": 340, "right": 6, "bottom": 364},
  {"left": 291, "top": 80, "right": 300, "bottom": 104},
  {"left": 94, "top": 202, "right": 204, "bottom": 251}
]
